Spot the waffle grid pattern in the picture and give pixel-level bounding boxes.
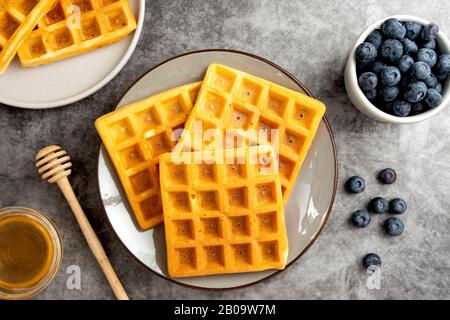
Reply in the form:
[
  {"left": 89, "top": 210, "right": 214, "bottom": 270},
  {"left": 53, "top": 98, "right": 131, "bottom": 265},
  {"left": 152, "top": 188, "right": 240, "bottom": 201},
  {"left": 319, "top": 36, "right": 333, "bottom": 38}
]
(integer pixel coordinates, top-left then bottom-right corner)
[
  {"left": 18, "top": 0, "right": 136, "bottom": 66},
  {"left": 160, "top": 145, "right": 288, "bottom": 278},
  {"left": 0, "top": 0, "right": 57, "bottom": 74},
  {"left": 95, "top": 82, "right": 201, "bottom": 230},
  {"left": 176, "top": 64, "right": 326, "bottom": 202}
]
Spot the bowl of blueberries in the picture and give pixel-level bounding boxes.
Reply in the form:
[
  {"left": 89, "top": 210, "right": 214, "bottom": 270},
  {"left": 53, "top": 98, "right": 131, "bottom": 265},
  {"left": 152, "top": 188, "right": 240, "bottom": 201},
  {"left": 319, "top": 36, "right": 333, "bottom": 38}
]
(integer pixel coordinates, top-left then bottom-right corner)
[{"left": 345, "top": 15, "right": 450, "bottom": 123}]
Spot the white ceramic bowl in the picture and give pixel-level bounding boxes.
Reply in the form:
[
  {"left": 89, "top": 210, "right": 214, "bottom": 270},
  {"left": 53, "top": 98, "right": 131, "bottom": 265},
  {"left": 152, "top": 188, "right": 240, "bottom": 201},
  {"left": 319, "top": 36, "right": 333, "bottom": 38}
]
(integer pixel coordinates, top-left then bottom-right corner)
[{"left": 345, "top": 15, "right": 450, "bottom": 123}]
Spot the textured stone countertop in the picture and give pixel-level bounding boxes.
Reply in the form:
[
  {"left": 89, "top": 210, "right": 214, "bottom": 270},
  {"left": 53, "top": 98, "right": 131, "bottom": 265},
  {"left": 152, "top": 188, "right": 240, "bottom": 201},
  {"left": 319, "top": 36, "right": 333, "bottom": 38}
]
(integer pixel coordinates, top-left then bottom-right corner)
[{"left": 1, "top": 0, "right": 449, "bottom": 300}]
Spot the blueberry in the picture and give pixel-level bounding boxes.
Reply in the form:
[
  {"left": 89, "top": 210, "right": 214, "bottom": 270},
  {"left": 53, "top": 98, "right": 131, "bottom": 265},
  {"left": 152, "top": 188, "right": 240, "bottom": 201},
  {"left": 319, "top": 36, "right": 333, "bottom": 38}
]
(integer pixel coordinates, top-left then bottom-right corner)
[
  {"left": 364, "top": 89, "right": 378, "bottom": 101},
  {"left": 397, "top": 55, "right": 414, "bottom": 73},
  {"left": 392, "top": 100, "right": 412, "bottom": 117},
  {"left": 421, "top": 23, "right": 439, "bottom": 41},
  {"left": 351, "top": 209, "right": 371, "bottom": 228},
  {"left": 389, "top": 198, "right": 407, "bottom": 214},
  {"left": 435, "top": 82, "right": 443, "bottom": 94},
  {"left": 363, "top": 253, "right": 382, "bottom": 269},
  {"left": 356, "top": 42, "right": 378, "bottom": 64},
  {"left": 378, "top": 168, "right": 397, "bottom": 184},
  {"left": 369, "top": 197, "right": 389, "bottom": 214},
  {"left": 371, "top": 60, "right": 387, "bottom": 75},
  {"left": 421, "top": 39, "right": 436, "bottom": 50},
  {"left": 358, "top": 72, "right": 378, "bottom": 91},
  {"left": 381, "top": 86, "right": 400, "bottom": 102},
  {"left": 380, "top": 39, "right": 404, "bottom": 62},
  {"left": 401, "top": 38, "right": 418, "bottom": 56},
  {"left": 425, "top": 89, "right": 443, "bottom": 108},
  {"left": 404, "top": 81, "right": 427, "bottom": 103},
  {"left": 435, "top": 54, "right": 450, "bottom": 76},
  {"left": 412, "top": 101, "right": 428, "bottom": 115},
  {"left": 366, "top": 29, "right": 384, "bottom": 50},
  {"left": 381, "top": 18, "right": 406, "bottom": 40},
  {"left": 410, "top": 62, "right": 431, "bottom": 81},
  {"left": 436, "top": 72, "right": 449, "bottom": 82},
  {"left": 404, "top": 21, "right": 423, "bottom": 40},
  {"left": 424, "top": 74, "right": 438, "bottom": 88},
  {"left": 384, "top": 217, "right": 404, "bottom": 237},
  {"left": 346, "top": 176, "right": 365, "bottom": 194},
  {"left": 381, "top": 66, "right": 401, "bottom": 86},
  {"left": 417, "top": 48, "right": 437, "bottom": 67}
]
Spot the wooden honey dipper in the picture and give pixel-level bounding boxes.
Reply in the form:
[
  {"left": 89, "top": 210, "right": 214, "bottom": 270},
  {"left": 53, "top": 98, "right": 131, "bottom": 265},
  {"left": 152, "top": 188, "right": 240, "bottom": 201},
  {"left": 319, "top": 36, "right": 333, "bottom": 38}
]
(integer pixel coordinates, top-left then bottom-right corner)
[{"left": 36, "top": 145, "right": 129, "bottom": 300}]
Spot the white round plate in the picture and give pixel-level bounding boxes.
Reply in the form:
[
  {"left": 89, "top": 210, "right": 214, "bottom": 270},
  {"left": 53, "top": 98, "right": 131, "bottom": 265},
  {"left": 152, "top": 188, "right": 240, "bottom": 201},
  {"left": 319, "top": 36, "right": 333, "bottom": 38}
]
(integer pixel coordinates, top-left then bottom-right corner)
[
  {"left": 0, "top": 0, "right": 145, "bottom": 109},
  {"left": 97, "top": 50, "right": 338, "bottom": 290}
]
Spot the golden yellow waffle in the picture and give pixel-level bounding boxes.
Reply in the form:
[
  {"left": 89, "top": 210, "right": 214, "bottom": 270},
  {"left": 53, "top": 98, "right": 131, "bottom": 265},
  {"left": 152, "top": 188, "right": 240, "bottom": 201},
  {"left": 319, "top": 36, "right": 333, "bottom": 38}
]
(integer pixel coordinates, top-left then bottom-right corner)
[
  {"left": 18, "top": 0, "right": 136, "bottom": 67},
  {"left": 95, "top": 82, "right": 202, "bottom": 230},
  {"left": 176, "top": 64, "right": 326, "bottom": 202},
  {"left": 160, "top": 145, "right": 288, "bottom": 278},
  {"left": 0, "top": 0, "right": 57, "bottom": 74}
]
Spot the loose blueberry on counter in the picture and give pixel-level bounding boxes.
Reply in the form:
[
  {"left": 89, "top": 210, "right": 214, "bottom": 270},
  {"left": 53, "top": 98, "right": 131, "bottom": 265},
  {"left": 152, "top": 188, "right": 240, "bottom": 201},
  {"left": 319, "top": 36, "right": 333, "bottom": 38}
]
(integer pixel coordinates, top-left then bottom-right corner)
[
  {"left": 404, "top": 81, "right": 428, "bottom": 103},
  {"left": 380, "top": 39, "right": 404, "bottom": 62},
  {"left": 366, "top": 29, "right": 384, "bottom": 50},
  {"left": 404, "top": 21, "right": 423, "bottom": 40},
  {"left": 381, "top": 66, "right": 401, "bottom": 86},
  {"left": 356, "top": 42, "right": 378, "bottom": 64},
  {"left": 346, "top": 176, "right": 366, "bottom": 194},
  {"left": 410, "top": 61, "right": 431, "bottom": 81},
  {"left": 392, "top": 100, "right": 412, "bottom": 117},
  {"left": 384, "top": 217, "right": 405, "bottom": 237},
  {"left": 412, "top": 101, "right": 428, "bottom": 115},
  {"left": 381, "top": 18, "right": 406, "bottom": 40},
  {"left": 364, "top": 89, "right": 378, "bottom": 101},
  {"left": 369, "top": 197, "right": 389, "bottom": 214},
  {"left": 378, "top": 168, "right": 397, "bottom": 184},
  {"left": 358, "top": 72, "right": 378, "bottom": 91},
  {"left": 417, "top": 48, "right": 437, "bottom": 67},
  {"left": 425, "top": 89, "right": 443, "bottom": 108},
  {"left": 371, "top": 60, "right": 387, "bottom": 75},
  {"left": 436, "top": 54, "right": 450, "bottom": 75},
  {"left": 389, "top": 198, "right": 407, "bottom": 214},
  {"left": 363, "top": 253, "right": 382, "bottom": 269},
  {"left": 401, "top": 38, "right": 418, "bottom": 56},
  {"left": 421, "top": 39, "right": 436, "bottom": 50},
  {"left": 381, "top": 86, "right": 400, "bottom": 102},
  {"left": 351, "top": 209, "right": 371, "bottom": 228},
  {"left": 421, "top": 23, "right": 439, "bottom": 41},
  {"left": 397, "top": 55, "right": 414, "bottom": 73}
]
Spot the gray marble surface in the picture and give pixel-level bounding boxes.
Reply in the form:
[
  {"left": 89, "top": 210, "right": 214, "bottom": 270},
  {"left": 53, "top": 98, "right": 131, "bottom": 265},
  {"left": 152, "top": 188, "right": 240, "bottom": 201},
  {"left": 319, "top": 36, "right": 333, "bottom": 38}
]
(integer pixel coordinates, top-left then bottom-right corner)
[{"left": 1, "top": 0, "right": 449, "bottom": 300}]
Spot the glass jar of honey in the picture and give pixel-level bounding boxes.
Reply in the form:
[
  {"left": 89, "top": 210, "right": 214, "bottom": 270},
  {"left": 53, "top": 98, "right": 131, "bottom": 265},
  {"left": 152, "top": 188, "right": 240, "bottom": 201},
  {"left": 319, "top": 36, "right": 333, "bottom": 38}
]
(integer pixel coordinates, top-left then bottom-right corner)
[{"left": 0, "top": 207, "right": 62, "bottom": 300}]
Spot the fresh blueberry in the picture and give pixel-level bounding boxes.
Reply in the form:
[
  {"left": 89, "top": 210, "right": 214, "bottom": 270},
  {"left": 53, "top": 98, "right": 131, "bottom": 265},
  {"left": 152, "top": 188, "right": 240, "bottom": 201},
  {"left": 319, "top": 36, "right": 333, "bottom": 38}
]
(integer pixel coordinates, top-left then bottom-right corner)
[
  {"left": 404, "top": 81, "right": 428, "bottom": 103},
  {"left": 412, "top": 101, "right": 428, "bottom": 115},
  {"left": 436, "top": 72, "right": 449, "bottom": 82},
  {"left": 366, "top": 29, "right": 384, "bottom": 50},
  {"left": 369, "top": 197, "right": 389, "bottom": 214},
  {"left": 356, "top": 42, "right": 378, "bottom": 64},
  {"left": 424, "top": 74, "right": 438, "bottom": 88},
  {"left": 381, "top": 66, "right": 401, "bottom": 86},
  {"left": 381, "top": 18, "right": 406, "bottom": 40},
  {"left": 435, "top": 54, "right": 450, "bottom": 76},
  {"left": 404, "top": 21, "right": 423, "bottom": 40},
  {"left": 421, "top": 23, "right": 439, "bottom": 41},
  {"left": 421, "top": 39, "right": 436, "bottom": 50},
  {"left": 435, "top": 82, "right": 443, "bottom": 94},
  {"left": 397, "top": 55, "right": 414, "bottom": 73},
  {"left": 425, "top": 89, "right": 443, "bottom": 108},
  {"left": 417, "top": 48, "right": 437, "bottom": 67},
  {"left": 364, "top": 89, "right": 378, "bottom": 101},
  {"left": 392, "top": 100, "right": 412, "bottom": 117},
  {"left": 346, "top": 176, "right": 365, "bottom": 194},
  {"left": 363, "top": 253, "right": 382, "bottom": 269},
  {"left": 358, "top": 72, "right": 378, "bottom": 91},
  {"left": 378, "top": 168, "right": 397, "bottom": 184},
  {"left": 371, "top": 60, "right": 387, "bottom": 75},
  {"left": 389, "top": 198, "right": 407, "bottom": 214},
  {"left": 384, "top": 217, "right": 404, "bottom": 237},
  {"left": 351, "top": 209, "right": 371, "bottom": 228},
  {"left": 410, "top": 62, "right": 431, "bottom": 81},
  {"left": 381, "top": 86, "right": 400, "bottom": 102},
  {"left": 401, "top": 38, "right": 418, "bottom": 56},
  {"left": 380, "top": 39, "right": 404, "bottom": 62}
]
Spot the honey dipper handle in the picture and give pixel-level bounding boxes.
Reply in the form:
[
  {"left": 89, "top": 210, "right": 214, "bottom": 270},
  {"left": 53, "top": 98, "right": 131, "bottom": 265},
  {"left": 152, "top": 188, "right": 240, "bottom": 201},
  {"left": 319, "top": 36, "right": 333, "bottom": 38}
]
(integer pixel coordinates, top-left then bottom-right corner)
[{"left": 56, "top": 177, "right": 129, "bottom": 300}]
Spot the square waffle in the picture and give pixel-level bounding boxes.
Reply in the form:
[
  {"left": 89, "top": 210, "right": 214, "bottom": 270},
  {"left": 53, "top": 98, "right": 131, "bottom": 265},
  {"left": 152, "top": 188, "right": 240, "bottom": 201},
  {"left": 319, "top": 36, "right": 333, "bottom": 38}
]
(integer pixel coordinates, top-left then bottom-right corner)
[
  {"left": 175, "top": 64, "right": 326, "bottom": 202},
  {"left": 18, "top": 0, "right": 136, "bottom": 67},
  {"left": 0, "top": 0, "right": 57, "bottom": 74},
  {"left": 95, "top": 82, "right": 202, "bottom": 230},
  {"left": 160, "top": 145, "right": 288, "bottom": 277}
]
